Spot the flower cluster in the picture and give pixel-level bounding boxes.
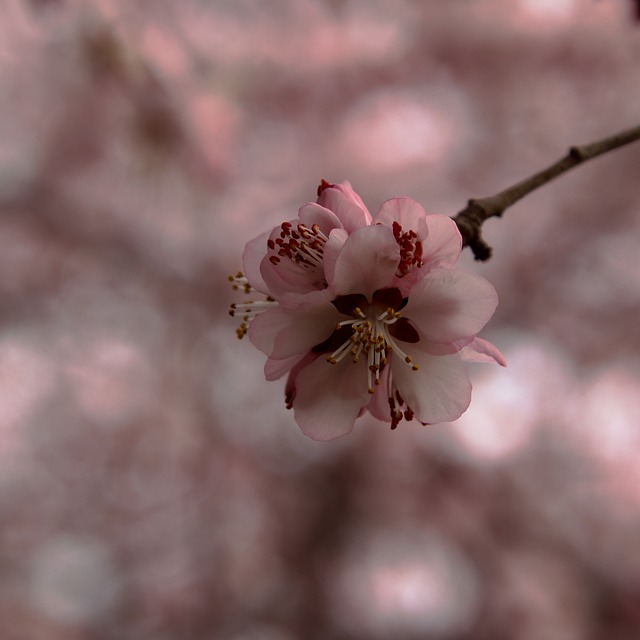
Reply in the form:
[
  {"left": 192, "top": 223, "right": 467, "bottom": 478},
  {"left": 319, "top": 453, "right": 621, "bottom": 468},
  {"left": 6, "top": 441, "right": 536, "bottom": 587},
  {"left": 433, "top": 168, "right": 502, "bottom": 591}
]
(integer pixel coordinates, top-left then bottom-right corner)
[{"left": 229, "top": 181, "right": 505, "bottom": 440}]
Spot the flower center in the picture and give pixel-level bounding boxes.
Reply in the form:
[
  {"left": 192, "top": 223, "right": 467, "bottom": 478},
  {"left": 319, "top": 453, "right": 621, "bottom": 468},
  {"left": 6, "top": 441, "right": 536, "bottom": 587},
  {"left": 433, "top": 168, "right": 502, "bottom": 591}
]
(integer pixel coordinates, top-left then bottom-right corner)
[
  {"left": 267, "top": 221, "right": 329, "bottom": 284},
  {"left": 322, "top": 288, "right": 420, "bottom": 394}
]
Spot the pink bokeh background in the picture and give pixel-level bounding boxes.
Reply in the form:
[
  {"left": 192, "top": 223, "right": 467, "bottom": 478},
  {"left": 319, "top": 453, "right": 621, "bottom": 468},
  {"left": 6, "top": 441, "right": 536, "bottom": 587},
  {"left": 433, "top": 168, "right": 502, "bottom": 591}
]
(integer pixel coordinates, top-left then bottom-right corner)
[{"left": 1, "top": 0, "right": 640, "bottom": 638}]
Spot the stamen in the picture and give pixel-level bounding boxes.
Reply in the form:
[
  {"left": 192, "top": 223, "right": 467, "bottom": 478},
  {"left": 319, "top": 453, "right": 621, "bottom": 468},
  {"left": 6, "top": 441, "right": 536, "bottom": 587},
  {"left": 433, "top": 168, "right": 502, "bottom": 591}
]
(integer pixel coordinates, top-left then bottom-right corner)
[
  {"left": 336, "top": 318, "right": 360, "bottom": 329},
  {"left": 228, "top": 272, "right": 277, "bottom": 339},
  {"left": 228, "top": 272, "right": 253, "bottom": 294},
  {"left": 323, "top": 289, "right": 421, "bottom": 422},
  {"left": 381, "top": 327, "right": 419, "bottom": 371},
  {"left": 266, "top": 221, "right": 329, "bottom": 286},
  {"left": 326, "top": 336, "right": 355, "bottom": 364}
]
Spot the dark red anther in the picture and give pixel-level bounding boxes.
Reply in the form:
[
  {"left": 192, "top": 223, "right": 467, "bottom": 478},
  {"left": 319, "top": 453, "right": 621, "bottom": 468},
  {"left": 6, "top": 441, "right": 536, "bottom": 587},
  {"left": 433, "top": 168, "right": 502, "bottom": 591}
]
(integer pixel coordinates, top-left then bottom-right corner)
[
  {"left": 269, "top": 256, "right": 280, "bottom": 265},
  {"left": 394, "top": 224, "right": 423, "bottom": 276},
  {"left": 267, "top": 239, "right": 276, "bottom": 250}
]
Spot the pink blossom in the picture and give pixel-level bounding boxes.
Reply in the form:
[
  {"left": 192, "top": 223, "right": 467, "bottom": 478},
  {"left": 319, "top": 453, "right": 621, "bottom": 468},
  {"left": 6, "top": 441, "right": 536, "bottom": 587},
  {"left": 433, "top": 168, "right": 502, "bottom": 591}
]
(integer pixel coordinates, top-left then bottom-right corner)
[
  {"left": 241, "top": 180, "right": 371, "bottom": 299},
  {"left": 230, "top": 181, "right": 504, "bottom": 440}
]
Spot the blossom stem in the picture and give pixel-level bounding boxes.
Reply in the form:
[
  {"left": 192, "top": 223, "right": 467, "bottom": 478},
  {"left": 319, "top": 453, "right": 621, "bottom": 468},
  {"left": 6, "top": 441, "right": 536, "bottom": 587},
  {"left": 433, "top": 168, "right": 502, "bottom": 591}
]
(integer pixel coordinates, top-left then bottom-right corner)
[{"left": 453, "top": 122, "right": 640, "bottom": 261}]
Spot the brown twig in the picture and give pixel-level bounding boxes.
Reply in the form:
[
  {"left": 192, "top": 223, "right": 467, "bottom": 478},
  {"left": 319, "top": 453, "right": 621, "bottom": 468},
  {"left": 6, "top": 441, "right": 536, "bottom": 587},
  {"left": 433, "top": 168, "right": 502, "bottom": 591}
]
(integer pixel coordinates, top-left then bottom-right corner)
[{"left": 453, "top": 123, "right": 640, "bottom": 260}]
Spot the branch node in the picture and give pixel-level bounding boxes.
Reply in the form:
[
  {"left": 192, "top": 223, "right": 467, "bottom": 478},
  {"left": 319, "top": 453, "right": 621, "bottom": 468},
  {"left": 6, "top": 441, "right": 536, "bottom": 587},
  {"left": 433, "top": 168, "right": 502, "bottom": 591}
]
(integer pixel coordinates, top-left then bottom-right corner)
[
  {"left": 453, "top": 205, "right": 494, "bottom": 261},
  {"left": 569, "top": 145, "right": 586, "bottom": 161},
  {"left": 470, "top": 233, "right": 493, "bottom": 262}
]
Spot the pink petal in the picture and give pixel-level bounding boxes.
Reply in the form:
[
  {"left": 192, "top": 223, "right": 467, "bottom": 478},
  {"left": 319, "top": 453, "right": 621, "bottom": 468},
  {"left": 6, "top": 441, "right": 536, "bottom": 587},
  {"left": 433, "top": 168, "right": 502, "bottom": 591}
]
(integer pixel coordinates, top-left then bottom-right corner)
[
  {"left": 260, "top": 249, "right": 324, "bottom": 298},
  {"left": 278, "top": 287, "right": 335, "bottom": 310},
  {"left": 248, "top": 306, "right": 291, "bottom": 356},
  {"left": 265, "top": 353, "right": 305, "bottom": 381},
  {"left": 323, "top": 227, "right": 348, "bottom": 287},
  {"left": 391, "top": 352, "right": 472, "bottom": 424},
  {"left": 298, "top": 203, "right": 343, "bottom": 235},
  {"left": 373, "top": 197, "right": 428, "bottom": 239},
  {"left": 415, "top": 335, "right": 474, "bottom": 356},
  {"left": 460, "top": 337, "right": 507, "bottom": 366},
  {"left": 316, "top": 185, "right": 371, "bottom": 233},
  {"left": 248, "top": 303, "right": 338, "bottom": 360},
  {"left": 403, "top": 268, "right": 499, "bottom": 344},
  {"left": 292, "top": 356, "right": 371, "bottom": 440},
  {"left": 421, "top": 215, "right": 462, "bottom": 269},
  {"left": 330, "top": 225, "right": 400, "bottom": 298},
  {"left": 325, "top": 181, "right": 371, "bottom": 217},
  {"left": 241, "top": 230, "right": 271, "bottom": 294}
]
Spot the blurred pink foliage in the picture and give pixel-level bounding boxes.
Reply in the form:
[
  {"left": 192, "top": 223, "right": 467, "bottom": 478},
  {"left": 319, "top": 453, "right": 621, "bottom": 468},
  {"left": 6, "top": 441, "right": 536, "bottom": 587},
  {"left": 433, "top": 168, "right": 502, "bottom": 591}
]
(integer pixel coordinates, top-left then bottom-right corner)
[{"left": 1, "top": 0, "right": 640, "bottom": 638}]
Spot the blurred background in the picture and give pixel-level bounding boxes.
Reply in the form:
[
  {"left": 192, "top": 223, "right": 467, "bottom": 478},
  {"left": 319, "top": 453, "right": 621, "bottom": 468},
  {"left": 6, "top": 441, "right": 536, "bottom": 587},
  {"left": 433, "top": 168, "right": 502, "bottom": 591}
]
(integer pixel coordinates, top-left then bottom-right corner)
[{"left": 1, "top": 0, "right": 640, "bottom": 638}]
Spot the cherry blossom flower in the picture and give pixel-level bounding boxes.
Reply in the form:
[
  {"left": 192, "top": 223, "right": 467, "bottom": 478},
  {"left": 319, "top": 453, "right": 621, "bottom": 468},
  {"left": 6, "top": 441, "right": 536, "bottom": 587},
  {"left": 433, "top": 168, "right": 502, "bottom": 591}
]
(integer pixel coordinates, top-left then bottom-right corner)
[
  {"left": 229, "top": 181, "right": 505, "bottom": 440},
  {"left": 239, "top": 180, "right": 371, "bottom": 302}
]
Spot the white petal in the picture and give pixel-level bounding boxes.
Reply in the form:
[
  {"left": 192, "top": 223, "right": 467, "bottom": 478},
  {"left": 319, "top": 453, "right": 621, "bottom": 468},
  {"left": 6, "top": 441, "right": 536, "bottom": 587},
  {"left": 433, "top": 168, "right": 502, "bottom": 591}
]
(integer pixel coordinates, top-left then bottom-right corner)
[
  {"left": 421, "top": 215, "right": 462, "bottom": 268},
  {"left": 293, "top": 356, "right": 370, "bottom": 440},
  {"left": 391, "top": 351, "right": 472, "bottom": 424},
  {"left": 330, "top": 225, "right": 400, "bottom": 298},
  {"left": 404, "top": 268, "right": 499, "bottom": 344}
]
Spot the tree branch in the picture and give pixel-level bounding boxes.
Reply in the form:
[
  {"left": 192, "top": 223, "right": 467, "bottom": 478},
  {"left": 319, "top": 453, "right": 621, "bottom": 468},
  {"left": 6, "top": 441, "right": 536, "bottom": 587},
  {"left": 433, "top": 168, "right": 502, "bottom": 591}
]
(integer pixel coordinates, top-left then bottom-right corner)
[{"left": 453, "top": 123, "right": 640, "bottom": 260}]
